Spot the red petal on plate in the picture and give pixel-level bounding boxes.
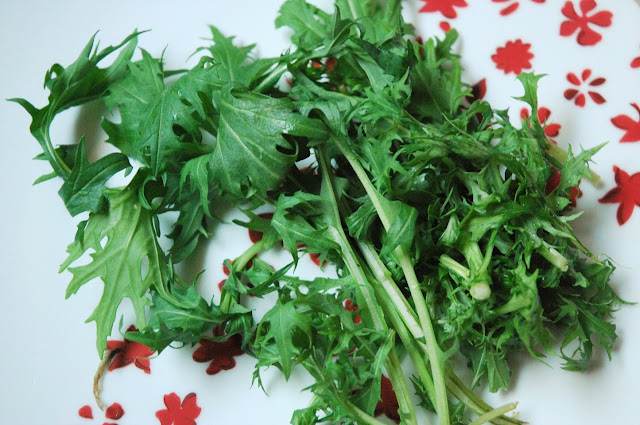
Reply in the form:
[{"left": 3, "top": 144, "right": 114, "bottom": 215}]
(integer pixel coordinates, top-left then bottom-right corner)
[
  {"left": 589, "top": 77, "right": 605, "bottom": 86},
  {"left": 559, "top": 20, "right": 579, "bottom": 37},
  {"left": 545, "top": 123, "right": 561, "bottom": 137},
  {"left": 575, "top": 93, "right": 586, "bottom": 107},
  {"left": 564, "top": 89, "right": 579, "bottom": 100},
  {"left": 105, "top": 403, "right": 124, "bottom": 420},
  {"left": 589, "top": 10, "right": 613, "bottom": 27},
  {"left": 576, "top": 28, "right": 602, "bottom": 46},
  {"left": 581, "top": 69, "right": 592, "bottom": 81},
  {"left": 439, "top": 21, "right": 451, "bottom": 32},
  {"left": 500, "top": 3, "right": 519, "bottom": 16},
  {"left": 588, "top": 91, "right": 606, "bottom": 104},
  {"left": 566, "top": 72, "right": 581, "bottom": 85},
  {"left": 632, "top": 57, "right": 640, "bottom": 68},
  {"left": 78, "top": 405, "right": 93, "bottom": 419}
]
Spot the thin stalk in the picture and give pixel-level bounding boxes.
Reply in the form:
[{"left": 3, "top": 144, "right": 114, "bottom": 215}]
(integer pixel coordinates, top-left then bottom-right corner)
[
  {"left": 387, "top": 349, "right": 419, "bottom": 425},
  {"left": 318, "top": 148, "right": 418, "bottom": 425},
  {"left": 219, "top": 238, "right": 268, "bottom": 313},
  {"left": 446, "top": 375, "right": 524, "bottom": 425},
  {"left": 469, "top": 403, "right": 519, "bottom": 425},
  {"left": 332, "top": 135, "right": 450, "bottom": 425}
]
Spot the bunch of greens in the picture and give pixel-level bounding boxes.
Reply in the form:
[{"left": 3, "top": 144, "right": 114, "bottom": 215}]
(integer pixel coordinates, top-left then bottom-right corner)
[{"left": 15, "top": 0, "right": 621, "bottom": 424}]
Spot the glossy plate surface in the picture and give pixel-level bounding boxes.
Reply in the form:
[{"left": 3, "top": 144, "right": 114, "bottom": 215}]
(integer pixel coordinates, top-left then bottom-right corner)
[{"left": 1, "top": 1, "right": 639, "bottom": 424}]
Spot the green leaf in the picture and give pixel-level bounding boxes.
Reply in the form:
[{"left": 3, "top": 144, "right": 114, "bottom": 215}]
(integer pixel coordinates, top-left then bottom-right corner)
[
  {"left": 60, "top": 174, "right": 167, "bottom": 355},
  {"left": 104, "top": 50, "right": 221, "bottom": 173},
  {"left": 209, "top": 87, "right": 327, "bottom": 197},
  {"left": 12, "top": 31, "right": 139, "bottom": 178},
  {"left": 276, "top": 0, "right": 331, "bottom": 51},
  {"left": 58, "top": 138, "right": 130, "bottom": 216},
  {"left": 258, "top": 299, "right": 312, "bottom": 379}
]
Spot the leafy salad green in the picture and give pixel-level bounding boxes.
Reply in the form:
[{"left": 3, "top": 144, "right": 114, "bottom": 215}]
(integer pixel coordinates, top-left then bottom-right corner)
[{"left": 15, "top": 0, "right": 621, "bottom": 424}]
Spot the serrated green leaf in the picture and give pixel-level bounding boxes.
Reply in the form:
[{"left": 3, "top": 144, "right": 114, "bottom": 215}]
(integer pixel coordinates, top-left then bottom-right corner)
[
  {"left": 58, "top": 138, "right": 130, "bottom": 216},
  {"left": 60, "top": 174, "right": 168, "bottom": 355}
]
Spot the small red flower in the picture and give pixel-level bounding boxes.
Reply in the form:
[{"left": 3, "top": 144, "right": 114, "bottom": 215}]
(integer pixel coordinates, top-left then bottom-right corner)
[
  {"left": 491, "top": 0, "right": 545, "bottom": 16},
  {"left": 599, "top": 166, "right": 640, "bottom": 225},
  {"left": 192, "top": 326, "right": 244, "bottom": 375},
  {"left": 520, "top": 106, "right": 562, "bottom": 138},
  {"left": 559, "top": 1, "right": 612, "bottom": 46},
  {"left": 419, "top": 0, "right": 468, "bottom": 18},
  {"left": 309, "top": 252, "right": 327, "bottom": 267},
  {"left": 156, "top": 393, "right": 201, "bottom": 425},
  {"left": 344, "top": 299, "right": 362, "bottom": 324},
  {"left": 611, "top": 103, "right": 640, "bottom": 143},
  {"left": 632, "top": 56, "right": 640, "bottom": 69},
  {"left": 563, "top": 69, "right": 605, "bottom": 107},
  {"left": 439, "top": 21, "right": 452, "bottom": 32},
  {"left": 106, "top": 325, "right": 155, "bottom": 374},
  {"left": 375, "top": 375, "right": 400, "bottom": 423},
  {"left": 491, "top": 40, "right": 534, "bottom": 75}
]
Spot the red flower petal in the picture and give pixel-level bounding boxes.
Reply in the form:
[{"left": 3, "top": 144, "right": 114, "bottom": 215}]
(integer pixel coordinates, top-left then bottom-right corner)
[
  {"left": 589, "top": 10, "right": 613, "bottom": 27},
  {"left": 419, "top": 0, "right": 469, "bottom": 18},
  {"left": 576, "top": 28, "right": 602, "bottom": 46},
  {"left": 599, "top": 187, "right": 623, "bottom": 203},
  {"left": 78, "top": 405, "right": 93, "bottom": 419},
  {"left": 500, "top": 3, "right": 519, "bottom": 15},
  {"left": 575, "top": 93, "right": 586, "bottom": 107},
  {"left": 561, "top": 1, "right": 579, "bottom": 20},
  {"left": 375, "top": 375, "right": 400, "bottom": 423},
  {"left": 588, "top": 91, "right": 606, "bottom": 104},
  {"left": 611, "top": 105, "right": 640, "bottom": 142},
  {"left": 560, "top": 19, "right": 579, "bottom": 36},
  {"left": 439, "top": 21, "right": 452, "bottom": 32},
  {"left": 105, "top": 403, "right": 124, "bottom": 420},
  {"left": 564, "top": 89, "right": 579, "bottom": 100},
  {"left": 581, "top": 69, "right": 592, "bottom": 81},
  {"left": 588, "top": 77, "right": 605, "bottom": 86},
  {"left": 579, "top": 0, "right": 597, "bottom": 14},
  {"left": 632, "top": 57, "right": 640, "bottom": 68},
  {"left": 617, "top": 201, "right": 635, "bottom": 225},
  {"left": 566, "top": 72, "right": 581, "bottom": 85},
  {"left": 217, "top": 279, "right": 227, "bottom": 291},
  {"left": 614, "top": 165, "right": 630, "bottom": 185},
  {"left": 181, "top": 393, "right": 202, "bottom": 420},
  {"left": 545, "top": 123, "right": 561, "bottom": 137},
  {"left": 538, "top": 107, "right": 551, "bottom": 122}
]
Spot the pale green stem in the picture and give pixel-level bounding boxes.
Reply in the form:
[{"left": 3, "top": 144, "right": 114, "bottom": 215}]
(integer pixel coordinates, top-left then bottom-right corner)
[
  {"left": 546, "top": 142, "right": 600, "bottom": 186},
  {"left": 332, "top": 135, "right": 450, "bottom": 425},
  {"left": 469, "top": 403, "right": 519, "bottom": 425}
]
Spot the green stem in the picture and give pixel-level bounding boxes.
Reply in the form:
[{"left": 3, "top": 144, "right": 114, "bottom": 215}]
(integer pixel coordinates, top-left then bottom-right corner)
[
  {"left": 546, "top": 142, "right": 600, "bottom": 186},
  {"left": 219, "top": 238, "right": 267, "bottom": 313},
  {"left": 469, "top": 403, "right": 518, "bottom": 425},
  {"left": 387, "top": 349, "right": 419, "bottom": 425},
  {"left": 332, "top": 135, "right": 450, "bottom": 425},
  {"left": 44, "top": 115, "right": 72, "bottom": 178},
  {"left": 537, "top": 244, "right": 568, "bottom": 272},
  {"left": 317, "top": 147, "right": 418, "bottom": 425}
]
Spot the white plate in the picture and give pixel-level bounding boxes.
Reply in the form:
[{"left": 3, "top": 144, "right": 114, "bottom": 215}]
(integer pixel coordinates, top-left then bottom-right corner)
[{"left": 1, "top": 1, "right": 639, "bottom": 424}]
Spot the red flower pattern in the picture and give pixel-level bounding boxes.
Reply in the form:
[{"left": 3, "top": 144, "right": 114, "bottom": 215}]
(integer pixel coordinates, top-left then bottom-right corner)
[
  {"left": 560, "top": 1, "right": 613, "bottom": 46},
  {"left": 419, "top": 0, "right": 468, "bottom": 18},
  {"left": 344, "top": 299, "right": 362, "bottom": 324},
  {"left": 546, "top": 167, "right": 581, "bottom": 207},
  {"left": 192, "top": 326, "right": 244, "bottom": 375},
  {"left": 78, "top": 402, "right": 125, "bottom": 424},
  {"left": 632, "top": 56, "right": 640, "bottom": 69},
  {"left": 491, "top": 0, "right": 545, "bottom": 16},
  {"left": 439, "top": 21, "right": 452, "bottom": 32},
  {"left": 375, "top": 375, "right": 400, "bottom": 423},
  {"left": 248, "top": 212, "right": 274, "bottom": 243},
  {"left": 599, "top": 166, "right": 640, "bottom": 225},
  {"left": 563, "top": 69, "right": 605, "bottom": 107},
  {"left": 156, "top": 393, "right": 201, "bottom": 425},
  {"left": 611, "top": 103, "right": 640, "bottom": 143},
  {"left": 106, "top": 325, "right": 155, "bottom": 374},
  {"left": 520, "top": 106, "right": 562, "bottom": 138},
  {"left": 492, "top": 39, "right": 534, "bottom": 75}
]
